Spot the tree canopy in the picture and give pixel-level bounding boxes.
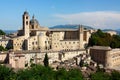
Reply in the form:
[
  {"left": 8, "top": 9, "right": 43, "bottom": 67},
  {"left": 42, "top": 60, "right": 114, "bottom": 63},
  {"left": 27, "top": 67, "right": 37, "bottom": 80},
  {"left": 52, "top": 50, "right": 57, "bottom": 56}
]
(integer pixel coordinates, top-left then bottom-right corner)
[
  {"left": 90, "top": 71, "right": 110, "bottom": 80},
  {"left": 0, "top": 29, "right": 5, "bottom": 35},
  {"left": 17, "top": 65, "right": 83, "bottom": 80},
  {"left": 88, "top": 29, "right": 120, "bottom": 48},
  {"left": 0, "top": 65, "right": 16, "bottom": 80},
  {"left": 1, "top": 64, "right": 120, "bottom": 80}
]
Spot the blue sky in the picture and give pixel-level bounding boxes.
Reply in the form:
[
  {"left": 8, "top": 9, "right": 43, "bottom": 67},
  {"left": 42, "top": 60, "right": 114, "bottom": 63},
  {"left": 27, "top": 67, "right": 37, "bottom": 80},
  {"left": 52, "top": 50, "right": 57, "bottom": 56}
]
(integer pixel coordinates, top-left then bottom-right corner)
[{"left": 0, "top": 0, "right": 120, "bottom": 30}]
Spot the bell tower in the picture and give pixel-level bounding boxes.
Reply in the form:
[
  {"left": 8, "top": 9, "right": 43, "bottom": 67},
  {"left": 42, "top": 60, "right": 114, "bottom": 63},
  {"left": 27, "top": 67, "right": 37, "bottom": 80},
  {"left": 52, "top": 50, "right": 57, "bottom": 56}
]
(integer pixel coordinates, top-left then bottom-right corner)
[{"left": 23, "top": 11, "right": 30, "bottom": 38}]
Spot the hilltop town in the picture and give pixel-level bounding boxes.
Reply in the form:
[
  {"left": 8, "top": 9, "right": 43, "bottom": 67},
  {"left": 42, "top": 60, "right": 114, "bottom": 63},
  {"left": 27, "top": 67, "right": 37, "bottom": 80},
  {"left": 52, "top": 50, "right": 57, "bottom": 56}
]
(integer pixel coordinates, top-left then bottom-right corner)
[{"left": 0, "top": 11, "right": 120, "bottom": 79}]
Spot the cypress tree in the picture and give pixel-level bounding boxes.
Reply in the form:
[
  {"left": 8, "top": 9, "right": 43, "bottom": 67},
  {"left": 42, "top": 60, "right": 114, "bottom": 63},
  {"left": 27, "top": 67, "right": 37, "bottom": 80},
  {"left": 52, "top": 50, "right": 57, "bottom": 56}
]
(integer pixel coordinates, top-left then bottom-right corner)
[{"left": 43, "top": 53, "right": 49, "bottom": 67}]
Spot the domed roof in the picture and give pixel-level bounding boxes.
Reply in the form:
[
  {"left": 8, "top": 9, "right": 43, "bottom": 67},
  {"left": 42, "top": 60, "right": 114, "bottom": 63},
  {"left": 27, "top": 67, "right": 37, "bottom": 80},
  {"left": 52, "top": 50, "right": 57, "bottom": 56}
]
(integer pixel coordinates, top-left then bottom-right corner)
[
  {"left": 24, "top": 11, "right": 29, "bottom": 15},
  {"left": 30, "top": 15, "right": 39, "bottom": 25}
]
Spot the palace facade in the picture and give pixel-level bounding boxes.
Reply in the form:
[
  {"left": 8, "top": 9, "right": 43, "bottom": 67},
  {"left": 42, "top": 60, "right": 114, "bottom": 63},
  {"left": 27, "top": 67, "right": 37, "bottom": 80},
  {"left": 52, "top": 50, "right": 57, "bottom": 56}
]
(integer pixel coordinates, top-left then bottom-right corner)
[
  {"left": 1, "top": 11, "right": 95, "bottom": 51},
  {"left": 90, "top": 46, "right": 120, "bottom": 69}
]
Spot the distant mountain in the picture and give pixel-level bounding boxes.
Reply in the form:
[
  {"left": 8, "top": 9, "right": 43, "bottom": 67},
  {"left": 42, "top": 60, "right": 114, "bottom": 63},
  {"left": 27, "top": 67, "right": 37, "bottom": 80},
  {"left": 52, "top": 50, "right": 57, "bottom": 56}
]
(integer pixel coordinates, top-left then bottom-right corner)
[
  {"left": 117, "top": 29, "right": 120, "bottom": 31},
  {"left": 3, "top": 30, "right": 17, "bottom": 34},
  {"left": 102, "top": 29, "right": 115, "bottom": 31},
  {"left": 102, "top": 29, "right": 120, "bottom": 35},
  {"left": 115, "top": 29, "right": 120, "bottom": 35},
  {"left": 50, "top": 24, "right": 94, "bottom": 29}
]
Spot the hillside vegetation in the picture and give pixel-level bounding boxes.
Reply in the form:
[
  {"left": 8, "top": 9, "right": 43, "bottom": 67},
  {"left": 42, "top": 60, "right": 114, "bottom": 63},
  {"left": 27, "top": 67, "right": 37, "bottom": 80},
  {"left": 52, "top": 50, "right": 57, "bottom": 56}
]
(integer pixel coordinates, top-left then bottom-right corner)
[
  {"left": 0, "top": 64, "right": 120, "bottom": 80},
  {"left": 88, "top": 29, "right": 120, "bottom": 48},
  {"left": 0, "top": 64, "right": 83, "bottom": 80},
  {"left": 0, "top": 29, "right": 5, "bottom": 35}
]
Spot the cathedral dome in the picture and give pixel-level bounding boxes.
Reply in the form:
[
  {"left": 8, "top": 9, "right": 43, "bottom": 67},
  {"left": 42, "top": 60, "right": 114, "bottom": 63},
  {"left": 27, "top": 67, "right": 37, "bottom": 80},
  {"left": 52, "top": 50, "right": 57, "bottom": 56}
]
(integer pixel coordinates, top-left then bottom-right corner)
[{"left": 30, "top": 15, "right": 39, "bottom": 26}]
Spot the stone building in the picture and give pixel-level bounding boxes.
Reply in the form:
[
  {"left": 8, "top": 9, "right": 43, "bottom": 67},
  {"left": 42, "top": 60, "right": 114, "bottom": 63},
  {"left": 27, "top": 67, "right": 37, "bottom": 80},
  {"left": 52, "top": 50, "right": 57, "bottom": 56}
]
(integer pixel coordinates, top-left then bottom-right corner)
[
  {"left": 9, "top": 52, "right": 25, "bottom": 69},
  {"left": 90, "top": 46, "right": 120, "bottom": 69},
  {"left": 0, "top": 49, "right": 86, "bottom": 69},
  {"left": 0, "top": 35, "right": 12, "bottom": 49},
  {"left": 104, "top": 30, "right": 117, "bottom": 36},
  {"left": 0, "top": 11, "right": 95, "bottom": 51},
  {"left": 49, "top": 27, "right": 92, "bottom": 51}
]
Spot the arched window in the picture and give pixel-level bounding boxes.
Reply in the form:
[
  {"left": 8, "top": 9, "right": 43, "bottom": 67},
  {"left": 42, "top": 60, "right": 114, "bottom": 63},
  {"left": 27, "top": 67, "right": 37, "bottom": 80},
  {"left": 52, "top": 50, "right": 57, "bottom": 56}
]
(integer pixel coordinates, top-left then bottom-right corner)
[
  {"left": 26, "top": 16, "right": 28, "bottom": 19},
  {"left": 26, "top": 21, "right": 28, "bottom": 25}
]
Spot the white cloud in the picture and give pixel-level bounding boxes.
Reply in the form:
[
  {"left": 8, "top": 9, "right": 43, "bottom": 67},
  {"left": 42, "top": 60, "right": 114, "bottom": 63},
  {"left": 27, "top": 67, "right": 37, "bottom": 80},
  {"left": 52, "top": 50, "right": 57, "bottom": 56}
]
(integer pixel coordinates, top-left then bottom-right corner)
[{"left": 53, "top": 11, "right": 120, "bottom": 29}]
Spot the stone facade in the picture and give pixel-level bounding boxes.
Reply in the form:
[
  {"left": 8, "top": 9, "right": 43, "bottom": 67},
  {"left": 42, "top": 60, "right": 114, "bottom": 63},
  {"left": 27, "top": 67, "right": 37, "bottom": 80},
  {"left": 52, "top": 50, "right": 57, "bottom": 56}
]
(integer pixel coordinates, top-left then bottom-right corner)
[
  {"left": 0, "top": 35, "right": 11, "bottom": 49},
  {"left": 0, "top": 11, "right": 95, "bottom": 52},
  {"left": 90, "top": 46, "right": 120, "bottom": 69},
  {"left": 0, "top": 50, "right": 86, "bottom": 69},
  {"left": 9, "top": 52, "right": 25, "bottom": 69}
]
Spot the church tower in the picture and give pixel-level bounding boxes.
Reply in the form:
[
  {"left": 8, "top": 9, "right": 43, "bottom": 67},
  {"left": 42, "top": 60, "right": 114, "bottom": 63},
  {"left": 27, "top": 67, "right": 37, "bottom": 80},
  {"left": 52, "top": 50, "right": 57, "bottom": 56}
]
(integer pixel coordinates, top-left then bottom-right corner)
[{"left": 23, "top": 11, "right": 30, "bottom": 38}]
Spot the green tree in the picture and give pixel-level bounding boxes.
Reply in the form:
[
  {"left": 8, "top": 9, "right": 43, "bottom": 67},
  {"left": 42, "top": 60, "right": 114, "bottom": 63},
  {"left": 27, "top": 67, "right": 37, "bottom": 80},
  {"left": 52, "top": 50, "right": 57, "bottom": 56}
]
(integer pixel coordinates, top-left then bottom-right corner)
[
  {"left": 0, "top": 29, "right": 5, "bottom": 35},
  {"left": 110, "top": 35, "right": 120, "bottom": 48},
  {"left": 6, "top": 45, "right": 13, "bottom": 50},
  {"left": 43, "top": 53, "right": 49, "bottom": 67},
  {"left": 68, "top": 69, "right": 83, "bottom": 80},
  {"left": 0, "top": 45, "right": 7, "bottom": 51},
  {"left": 17, "top": 65, "right": 55, "bottom": 80},
  {"left": 88, "top": 29, "right": 120, "bottom": 48},
  {"left": 110, "top": 71, "right": 120, "bottom": 80},
  {"left": 0, "top": 65, "right": 15, "bottom": 80},
  {"left": 79, "top": 59, "right": 84, "bottom": 67},
  {"left": 55, "top": 68, "right": 68, "bottom": 80},
  {"left": 17, "top": 69, "right": 34, "bottom": 80},
  {"left": 55, "top": 68, "right": 83, "bottom": 80},
  {"left": 90, "top": 71, "right": 110, "bottom": 80}
]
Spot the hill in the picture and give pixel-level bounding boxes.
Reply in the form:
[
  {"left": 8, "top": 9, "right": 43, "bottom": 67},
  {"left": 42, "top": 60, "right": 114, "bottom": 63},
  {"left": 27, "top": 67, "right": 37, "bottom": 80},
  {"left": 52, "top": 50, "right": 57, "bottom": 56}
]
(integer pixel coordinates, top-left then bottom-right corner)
[
  {"left": 116, "top": 29, "right": 120, "bottom": 35},
  {"left": 88, "top": 29, "right": 120, "bottom": 48},
  {"left": 3, "top": 30, "right": 17, "bottom": 34},
  {"left": 102, "top": 29, "right": 120, "bottom": 35},
  {"left": 50, "top": 24, "right": 94, "bottom": 29}
]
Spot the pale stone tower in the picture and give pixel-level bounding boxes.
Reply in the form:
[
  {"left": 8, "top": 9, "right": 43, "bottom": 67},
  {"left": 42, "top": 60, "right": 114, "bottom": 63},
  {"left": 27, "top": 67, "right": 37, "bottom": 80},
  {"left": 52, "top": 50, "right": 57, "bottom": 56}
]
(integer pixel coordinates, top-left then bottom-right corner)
[
  {"left": 79, "top": 25, "right": 84, "bottom": 49},
  {"left": 23, "top": 11, "right": 30, "bottom": 38},
  {"left": 38, "top": 32, "right": 46, "bottom": 51},
  {"left": 105, "top": 50, "right": 112, "bottom": 68}
]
